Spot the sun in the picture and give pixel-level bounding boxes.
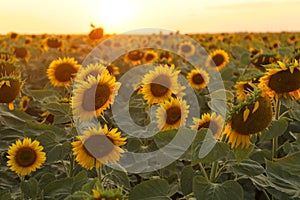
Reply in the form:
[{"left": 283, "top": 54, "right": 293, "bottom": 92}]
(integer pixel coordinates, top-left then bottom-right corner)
[{"left": 89, "top": 0, "right": 135, "bottom": 32}]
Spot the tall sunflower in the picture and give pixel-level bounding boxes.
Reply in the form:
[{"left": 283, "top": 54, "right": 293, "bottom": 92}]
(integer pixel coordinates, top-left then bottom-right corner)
[
  {"left": 71, "top": 124, "right": 126, "bottom": 170},
  {"left": 140, "top": 64, "right": 182, "bottom": 105},
  {"left": 7, "top": 138, "right": 46, "bottom": 176},
  {"left": 186, "top": 68, "right": 210, "bottom": 89},
  {"left": 222, "top": 90, "right": 273, "bottom": 149},
  {"left": 72, "top": 70, "right": 121, "bottom": 120},
  {"left": 191, "top": 112, "right": 224, "bottom": 139},
  {"left": 47, "top": 57, "right": 80, "bottom": 87},
  {"left": 156, "top": 97, "right": 189, "bottom": 131},
  {"left": 206, "top": 49, "right": 229, "bottom": 70},
  {"left": 258, "top": 60, "right": 300, "bottom": 100}
]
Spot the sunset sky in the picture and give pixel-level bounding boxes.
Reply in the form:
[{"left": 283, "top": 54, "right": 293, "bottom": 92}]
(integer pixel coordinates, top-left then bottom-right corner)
[{"left": 1, "top": 0, "right": 299, "bottom": 34}]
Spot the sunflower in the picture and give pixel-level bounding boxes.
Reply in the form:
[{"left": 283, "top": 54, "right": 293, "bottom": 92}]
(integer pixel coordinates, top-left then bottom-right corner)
[
  {"left": 0, "top": 76, "right": 23, "bottom": 110},
  {"left": 140, "top": 64, "right": 182, "bottom": 105},
  {"left": 234, "top": 77, "right": 260, "bottom": 100},
  {"left": 287, "top": 34, "right": 297, "bottom": 44},
  {"left": 7, "top": 32, "right": 19, "bottom": 40},
  {"left": 92, "top": 188, "right": 123, "bottom": 200},
  {"left": 156, "top": 97, "right": 189, "bottom": 131},
  {"left": 72, "top": 70, "right": 121, "bottom": 120},
  {"left": 88, "top": 26, "right": 104, "bottom": 40},
  {"left": 222, "top": 90, "right": 273, "bottom": 148},
  {"left": 106, "top": 64, "right": 120, "bottom": 76},
  {"left": 0, "top": 51, "right": 17, "bottom": 62},
  {"left": 71, "top": 124, "right": 126, "bottom": 170},
  {"left": 251, "top": 53, "right": 277, "bottom": 72},
  {"left": 0, "top": 59, "right": 19, "bottom": 77},
  {"left": 124, "top": 50, "right": 144, "bottom": 66},
  {"left": 258, "top": 60, "right": 300, "bottom": 99},
  {"left": 43, "top": 36, "right": 63, "bottom": 51},
  {"left": 13, "top": 47, "right": 30, "bottom": 62},
  {"left": 186, "top": 68, "right": 210, "bottom": 89},
  {"left": 7, "top": 138, "right": 46, "bottom": 176},
  {"left": 19, "top": 96, "right": 30, "bottom": 111},
  {"left": 76, "top": 62, "right": 107, "bottom": 82},
  {"left": 191, "top": 112, "right": 224, "bottom": 139},
  {"left": 206, "top": 49, "right": 229, "bottom": 70},
  {"left": 47, "top": 57, "right": 80, "bottom": 87},
  {"left": 142, "top": 50, "right": 159, "bottom": 64},
  {"left": 40, "top": 111, "right": 54, "bottom": 124},
  {"left": 178, "top": 41, "right": 195, "bottom": 57}
]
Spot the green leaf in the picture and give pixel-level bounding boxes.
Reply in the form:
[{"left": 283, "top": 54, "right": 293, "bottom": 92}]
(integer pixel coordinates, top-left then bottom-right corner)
[
  {"left": 43, "top": 177, "right": 74, "bottom": 197},
  {"left": 231, "top": 46, "right": 249, "bottom": 59},
  {"left": 0, "top": 190, "right": 12, "bottom": 200},
  {"left": 240, "top": 53, "right": 251, "bottom": 65},
  {"left": 65, "top": 191, "right": 91, "bottom": 200},
  {"left": 262, "top": 118, "right": 288, "bottom": 140},
  {"left": 81, "top": 179, "right": 97, "bottom": 193},
  {"left": 273, "top": 152, "right": 300, "bottom": 174},
  {"left": 39, "top": 173, "right": 56, "bottom": 190},
  {"left": 129, "top": 179, "right": 171, "bottom": 200},
  {"left": 228, "top": 159, "right": 265, "bottom": 177},
  {"left": 193, "top": 176, "right": 243, "bottom": 200},
  {"left": 180, "top": 166, "right": 194, "bottom": 196},
  {"left": 108, "top": 170, "right": 131, "bottom": 190},
  {"left": 72, "top": 171, "right": 88, "bottom": 193},
  {"left": 21, "top": 177, "right": 38, "bottom": 199},
  {"left": 250, "top": 149, "right": 272, "bottom": 164},
  {"left": 234, "top": 144, "right": 254, "bottom": 163},
  {"left": 191, "top": 129, "right": 229, "bottom": 164},
  {"left": 46, "top": 141, "right": 72, "bottom": 162}
]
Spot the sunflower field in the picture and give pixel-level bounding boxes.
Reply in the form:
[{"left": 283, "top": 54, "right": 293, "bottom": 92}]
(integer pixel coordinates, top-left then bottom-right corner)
[{"left": 0, "top": 30, "right": 300, "bottom": 200}]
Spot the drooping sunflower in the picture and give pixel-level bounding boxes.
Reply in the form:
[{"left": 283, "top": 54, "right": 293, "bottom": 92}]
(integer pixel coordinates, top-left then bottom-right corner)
[
  {"left": 71, "top": 124, "right": 126, "bottom": 170},
  {"left": 0, "top": 59, "right": 19, "bottom": 77},
  {"left": 47, "top": 57, "right": 80, "bottom": 87},
  {"left": 206, "top": 49, "right": 229, "bottom": 70},
  {"left": 142, "top": 49, "right": 159, "bottom": 64},
  {"left": 76, "top": 62, "right": 107, "bottom": 82},
  {"left": 186, "top": 68, "right": 210, "bottom": 89},
  {"left": 258, "top": 60, "right": 300, "bottom": 100},
  {"left": 72, "top": 70, "right": 121, "bottom": 120},
  {"left": 19, "top": 96, "right": 30, "bottom": 111},
  {"left": 156, "top": 97, "right": 189, "bottom": 131},
  {"left": 222, "top": 90, "right": 273, "bottom": 149},
  {"left": 0, "top": 76, "right": 23, "bottom": 110},
  {"left": 234, "top": 77, "right": 261, "bottom": 100},
  {"left": 251, "top": 52, "right": 277, "bottom": 72},
  {"left": 178, "top": 41, "right": 196, "bottom": 57},
  {"left": 7, "top": 138, "right": 46, "bottom": 176},
  {"left": 124, "top": 50, "right": 144, "bottom": 66},
  {"left": 191, "top": 112, "right": 224, "bottom": 139},
  {"left": 140, "top": 64, "right": 182, "bottom": 105}
]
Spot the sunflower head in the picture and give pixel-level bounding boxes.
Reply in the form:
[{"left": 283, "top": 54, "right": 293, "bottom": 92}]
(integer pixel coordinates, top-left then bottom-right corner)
[
  {"left": 0, "top": 75, "right": 23, "bottom": 110},
  {"left": 43, "top": 36, "right": 63, "bottom": 50},
  {"left": 251, "top": 53, "right": 277, "bottom": 72},
  {"left": 143, "top": 49, "right": 159, "bottom": 64},
  {"left": 12, "top": 47, "right": 30, "bottom": 62},
  {"left": 156, "top": 97, "right": 189, "bottom": 131},
  {"left": 19, "top": 96, "right": 30, "bottom": 111},
  {"left": 223, "top": 88, "right": 273, "bottom": 148},
  {"left": 88, "top": 27, "right": 104, "bottom": 40},
  {"left": 47, "top": 57, "right": 81, "bottom": 87},
  {"left": 186, "top": 68, "right": 210, "bottom": 89},
  {"left": 0, "top": 59, "right": 19, "bottom": 77},
  {"left": 140, "top": 64, "right": 183, "bottom": 105},
  {"left": 72, "top": 124, "right": 126, "bottom": 170},
  {"left": 234, "top": 76, "right": 261, "bottom": 100},
  {"left": 191, "top": 112, "right": 224, "bottom": 139},
  {"left": 7, "top": 137, "right": 46, "bottom": 176},
  {"left": 178, "top": 41, "right": 196, "bottom": 57},
  {"left": 72, "top": 70, "right": 121, "bottom": 120},
  {"left": 258, "top": 60, "right": 300, "bottom": 99},
  {"left": 206, "top": 49, "right": 230, "bottom": 70},
  {"left": 124, "top": 50, "right": 144, "bottom": 66},
  {"left": 76, "top": 62, "right": 107, "bottom": 82}
]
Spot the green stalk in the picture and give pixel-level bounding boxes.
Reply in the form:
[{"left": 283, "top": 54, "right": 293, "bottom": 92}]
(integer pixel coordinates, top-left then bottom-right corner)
[
  {"left": 210, "top": 162, "right": 218, "bottom": 182},
  {"left": 272, "top": 96, "right": 281, "bottom": 160},
  {"left": 199, "top": 162, "right": 209, "bottom": 181}
]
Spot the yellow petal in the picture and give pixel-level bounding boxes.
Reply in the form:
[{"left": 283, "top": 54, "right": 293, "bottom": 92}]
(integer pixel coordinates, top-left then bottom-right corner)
[
  {"left": 9, "top": 103, "right": 14, "bottom": 110},
  {"left": 6, "top": 80, "right": 11, "bottom": 87},
  {"left": 243, "top": 108, "right": 250, "bottom": 122},
  {"left": 290, "top": 66, "right": 295, "bottom": 74},
  {"left": 277, "top": 61, "right": 287, "bottom": 70},
  {"left": 294, "top": 59, "right": 299, "bottom": 67},
  {"left": 252, "top": 101, "right": 259, "bottom": 113}
]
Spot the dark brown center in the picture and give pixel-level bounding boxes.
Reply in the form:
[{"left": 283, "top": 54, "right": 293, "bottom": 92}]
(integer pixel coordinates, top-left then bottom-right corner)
[
  {"left": 54, "top": 63, "right": 78, "bottom": 82},
  {"left": 268, "top": 68, "right": 300, "bottom": 93},
  {"left": 166, "top": 106, "right": 181, "bottom": 125},
  {"left": 211, "top": 54, "right": 225, "bottom": 67},
  {"left": 150, "top": 75, "right": 171, "bottom": 97},
  {"left": 83, "top": 134, "right": 114, "bottom": 159},
  {"left": 192, "top": 73, "right": 205, "bottom": 85},
  {"left": 198, "top": 120, "right": 219, "bottom": 136},
  {"left": 46, "top": 38, "right": 62, "bottom": 48},
  {"left": 15, "top": 147, "right": 37, "bottom": 167}
]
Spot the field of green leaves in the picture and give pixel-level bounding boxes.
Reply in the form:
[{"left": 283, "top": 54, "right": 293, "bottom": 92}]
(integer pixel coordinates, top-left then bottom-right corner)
[{"left": 0, "top": 30, "right": 300, "bottom": 200}]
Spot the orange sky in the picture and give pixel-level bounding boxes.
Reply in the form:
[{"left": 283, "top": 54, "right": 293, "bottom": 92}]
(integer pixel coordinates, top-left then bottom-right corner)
[{"left": 1, "top": 0, "right": 300, "bottom": 34}]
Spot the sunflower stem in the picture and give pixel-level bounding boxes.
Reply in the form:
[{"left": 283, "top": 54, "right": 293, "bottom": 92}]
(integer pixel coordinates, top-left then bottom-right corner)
[
  {"left": 272, "top": 96, "right": 281, "bottom": 160},
  {"left": 199, "top": 162, "right": 209, "bottom": 181},
  {"left": 97, "top": 166, "right": 102, "bottom": 183},
  {"left": 210, "top": 162, "right": 218, "bottom": 182},
  {"left": 69, "top": 154, "right": 75, "bottom": 177},
  {"left": 263, "top": 189, "right": 271, "bottom": 200},
  {"left": 19, "top": 175, "right": 25, "bottom": 200}
]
